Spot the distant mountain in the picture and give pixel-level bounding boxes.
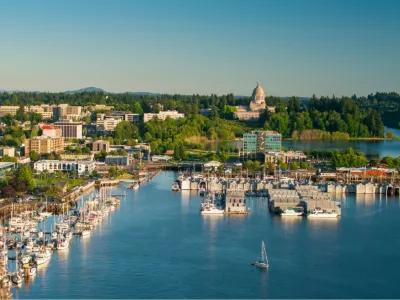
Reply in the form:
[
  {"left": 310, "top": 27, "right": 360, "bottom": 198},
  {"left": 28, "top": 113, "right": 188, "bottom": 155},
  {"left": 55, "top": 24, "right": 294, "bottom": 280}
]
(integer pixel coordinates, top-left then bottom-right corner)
[{"left": 65, "top": 87, "right": 107, "bottom": 94}]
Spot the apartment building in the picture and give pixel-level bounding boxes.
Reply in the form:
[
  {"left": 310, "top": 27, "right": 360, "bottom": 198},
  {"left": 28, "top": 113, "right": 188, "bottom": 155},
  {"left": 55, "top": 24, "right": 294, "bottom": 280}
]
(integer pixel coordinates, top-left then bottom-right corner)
[
  {"left": 0, "top": 106, "right": 19, "bottom": 117},
  {"left": 24, "top": 136, "right": 64, "bottom": 156},
  {"left": 34, "top": 160, "right": 95, "bottom": 174},
  {"left": 0, "top": 147, "right": 15, "bottom": 157}
]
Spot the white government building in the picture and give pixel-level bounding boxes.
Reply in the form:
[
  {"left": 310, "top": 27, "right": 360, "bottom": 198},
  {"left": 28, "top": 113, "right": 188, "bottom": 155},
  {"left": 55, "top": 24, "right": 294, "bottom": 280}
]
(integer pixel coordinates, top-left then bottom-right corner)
[{"left": 34, "top": 160, "right": 96, "bottom": 174}]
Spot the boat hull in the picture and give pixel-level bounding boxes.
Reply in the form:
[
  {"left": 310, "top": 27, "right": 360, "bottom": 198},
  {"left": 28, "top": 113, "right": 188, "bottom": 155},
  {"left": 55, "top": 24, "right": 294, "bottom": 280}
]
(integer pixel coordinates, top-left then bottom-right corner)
[{"left": 308, "top": 214, "right": 338, "bottom": 219}]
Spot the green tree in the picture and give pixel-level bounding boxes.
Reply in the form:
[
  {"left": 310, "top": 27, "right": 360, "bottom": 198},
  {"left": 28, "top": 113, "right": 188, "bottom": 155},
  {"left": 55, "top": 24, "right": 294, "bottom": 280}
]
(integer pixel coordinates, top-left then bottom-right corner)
[
  {"left": 82, "top": 146, "right": 91, "bottom": 154},
  {"left": 386, "top": 129, "right": 394, "bottom": 139},
  {"left": 16, "top": 164, "right": 35, "bottom": 190},
  {"left": 115, "top": 121, "right": 138, "bottom": 141},
  {"left": 29, "top": 150, "right": 39, "bottom": 162}
]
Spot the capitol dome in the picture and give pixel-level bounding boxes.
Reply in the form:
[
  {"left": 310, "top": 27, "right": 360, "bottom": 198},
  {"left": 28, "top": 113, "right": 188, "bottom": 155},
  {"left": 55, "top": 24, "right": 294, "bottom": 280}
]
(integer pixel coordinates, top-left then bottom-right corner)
[{"left": 252, "top": 81, "right": 265, "bottom": 104}]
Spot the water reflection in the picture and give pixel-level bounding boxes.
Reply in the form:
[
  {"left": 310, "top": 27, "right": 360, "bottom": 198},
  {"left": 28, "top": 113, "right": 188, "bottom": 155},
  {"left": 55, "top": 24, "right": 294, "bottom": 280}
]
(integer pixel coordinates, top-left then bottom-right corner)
[
  {"left": 306, "top": 218, "right": 339, "bottom": 228},
  {"left": 23, "top": 274, "right": 35, "bottom": 291},
  {"left": 57, "top": 248, "right": 70, "bottom": 262},
  {"left": 258, "top": 267, "right": 269, "bottom": 299}
]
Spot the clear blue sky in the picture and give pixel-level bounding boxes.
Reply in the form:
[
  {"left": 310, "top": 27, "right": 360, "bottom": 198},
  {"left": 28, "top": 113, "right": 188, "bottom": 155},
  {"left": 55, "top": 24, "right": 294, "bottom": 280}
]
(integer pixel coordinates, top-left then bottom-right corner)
[{"left": 1, "top": 0, "right": 399, "bottom": 96}]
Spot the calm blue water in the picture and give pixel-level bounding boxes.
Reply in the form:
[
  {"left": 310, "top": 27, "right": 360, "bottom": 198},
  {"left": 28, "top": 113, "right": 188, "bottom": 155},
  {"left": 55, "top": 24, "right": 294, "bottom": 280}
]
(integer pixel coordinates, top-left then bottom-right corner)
[
  {"left": 207, "top": 127, "right": 400, "bottom": 158},
  {"left": 12, "top": 172, "right": 400, "bottom": 298}
]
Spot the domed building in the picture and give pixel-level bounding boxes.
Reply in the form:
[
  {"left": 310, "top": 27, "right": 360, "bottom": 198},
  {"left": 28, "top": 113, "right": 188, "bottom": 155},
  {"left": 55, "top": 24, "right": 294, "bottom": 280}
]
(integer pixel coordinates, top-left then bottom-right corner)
[
  {"left": 250, "top": 81, "right": 266, "bottom": 111},
  {"left": 234, "top": 81, "right": 274, "bottom": 121}
]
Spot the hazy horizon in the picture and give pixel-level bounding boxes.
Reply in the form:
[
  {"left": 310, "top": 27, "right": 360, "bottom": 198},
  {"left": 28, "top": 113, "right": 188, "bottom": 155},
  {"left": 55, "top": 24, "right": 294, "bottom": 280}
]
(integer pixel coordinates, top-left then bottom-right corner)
[{"left": 1, "top": 0, "right": 399, "bottom": 97}]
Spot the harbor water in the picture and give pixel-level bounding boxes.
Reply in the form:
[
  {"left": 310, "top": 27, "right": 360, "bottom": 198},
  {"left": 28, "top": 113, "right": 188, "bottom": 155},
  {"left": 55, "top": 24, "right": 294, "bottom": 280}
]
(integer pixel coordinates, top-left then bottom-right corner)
[{"left": 13, "top": 172, "right": 400, "bottom": 298}]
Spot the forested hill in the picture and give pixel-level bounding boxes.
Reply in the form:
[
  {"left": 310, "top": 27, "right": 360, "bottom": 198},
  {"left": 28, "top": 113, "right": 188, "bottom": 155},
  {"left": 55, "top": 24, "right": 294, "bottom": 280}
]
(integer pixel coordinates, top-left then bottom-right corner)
[{"left": 0, "top": 91, "right": 399, "bottom": 139}]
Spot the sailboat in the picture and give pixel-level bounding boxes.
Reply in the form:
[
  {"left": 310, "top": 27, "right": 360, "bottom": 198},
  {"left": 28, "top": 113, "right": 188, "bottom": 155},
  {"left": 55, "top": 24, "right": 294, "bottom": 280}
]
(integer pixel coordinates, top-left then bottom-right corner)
[{"left": 252, "top": 240, "right": 269, "bottom": 269}]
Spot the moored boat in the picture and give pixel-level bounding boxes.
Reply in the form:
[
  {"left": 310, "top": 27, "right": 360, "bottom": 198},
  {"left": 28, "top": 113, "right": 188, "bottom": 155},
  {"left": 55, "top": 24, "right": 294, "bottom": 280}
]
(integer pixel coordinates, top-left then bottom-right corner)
[{"left": 307, "top": 208, "right": 338, "bottom": 219}]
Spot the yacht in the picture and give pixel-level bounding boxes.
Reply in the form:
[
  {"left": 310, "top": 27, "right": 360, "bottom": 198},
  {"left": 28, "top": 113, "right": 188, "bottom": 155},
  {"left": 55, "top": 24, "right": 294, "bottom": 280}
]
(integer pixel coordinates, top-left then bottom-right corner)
[
  {"left": 200, "top": 193, "right": 224, "bottom": 215},
  {"left": 307, "top": 208, "right": 338, "bottom": 219},
  {"left": 200, "top": 206, "right": 224, "bottom": 215},
  {"left": 281, "top": 207, "right": 304, "bottom": 217},
  {"left": 81, "top": 230, "right": 91, "bottom": 237},
  {"left": 57, "top": 238, "right": 70, "bottom": 250},
  {"left": 35, "top": 250, "right": 51, "bottom": 265}
]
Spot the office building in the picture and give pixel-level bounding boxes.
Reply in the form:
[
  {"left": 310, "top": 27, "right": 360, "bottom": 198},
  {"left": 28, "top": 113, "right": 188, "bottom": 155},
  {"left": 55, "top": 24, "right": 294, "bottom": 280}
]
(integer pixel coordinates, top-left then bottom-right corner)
[
  {"left": 242, "top": 130, "right": 281, "bottom": 159},
  {"left": 92, "top": 140, "right": 110, "bottom": 152},
  {"left": 96, "top": 118, "right": 121, "bottom": 132},
  {"left": 105, "top": 155, "right": 130, "bottom": 166},
  {"left": 143, "top": 110, "right": 184, "bottom": 123},
  {"left": 54, "top": 120, "right": 83, "bottom": 139},
  {"left": 53, "top": 104, "right": 82, "bottom": 120}
]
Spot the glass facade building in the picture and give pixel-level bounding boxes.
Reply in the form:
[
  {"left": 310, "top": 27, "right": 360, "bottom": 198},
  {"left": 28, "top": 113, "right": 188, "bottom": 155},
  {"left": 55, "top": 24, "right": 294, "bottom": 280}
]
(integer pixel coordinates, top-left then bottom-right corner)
[{"left": 243, "top": 131, "right": 281, "bottom": 157}]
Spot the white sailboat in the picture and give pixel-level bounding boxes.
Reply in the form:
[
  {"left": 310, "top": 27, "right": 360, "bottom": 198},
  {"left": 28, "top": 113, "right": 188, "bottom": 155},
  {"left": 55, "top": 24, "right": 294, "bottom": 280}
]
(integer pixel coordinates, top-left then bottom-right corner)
[{"left": 252, "top": 240, "right": 269, "bottom": 269}]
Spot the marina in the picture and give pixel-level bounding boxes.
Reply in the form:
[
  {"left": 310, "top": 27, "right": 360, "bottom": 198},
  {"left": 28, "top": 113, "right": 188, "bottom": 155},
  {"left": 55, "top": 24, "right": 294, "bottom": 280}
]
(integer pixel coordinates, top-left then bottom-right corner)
[{"left": 1, "top": 171, "right": 398, "bottom": 298}]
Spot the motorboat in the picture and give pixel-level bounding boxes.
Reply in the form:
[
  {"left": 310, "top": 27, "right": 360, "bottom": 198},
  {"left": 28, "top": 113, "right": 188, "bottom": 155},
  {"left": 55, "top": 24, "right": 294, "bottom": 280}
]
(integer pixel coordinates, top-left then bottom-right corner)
[
  {"left": 281, "top": 207, "right": 304, "bottom": 217},
  {"left": 252, "top": 240, "right": 269, "bottom": 269},
  {"left": 307, "top": 208, "right": 338, "bottom": 219},
  {"left": 172, "top": 182, "right": 180, "bottom": 191}
]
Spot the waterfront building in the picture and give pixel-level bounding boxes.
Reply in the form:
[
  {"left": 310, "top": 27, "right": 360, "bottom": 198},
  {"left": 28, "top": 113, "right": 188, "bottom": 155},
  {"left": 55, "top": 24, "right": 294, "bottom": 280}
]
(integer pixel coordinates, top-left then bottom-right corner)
[
  {"left": 234, "top": 81, "right": 275, "bottom": 121},
  {"left": 0, "top": 106, "right": 19, "bottom": 117},
  {"left": 24, "top": 135, "right": 64, "bottom": 156},
  {"left": 152, "top": 155, "right": 172, "bottom": 162},
  {"left": 92, "top": 140, "right": 110, "bottom": 152},
  {"left": 243, "top": 130, "right": 282, "bottom": 159},
  {"left": 54, "top": 120, "right": 83, "bottom": 139},
  {"left": 265, "top": 151, "right": 307, "bottom": 164},
  {"left": 105, "top": 155, "right": 130, "bottom": 166},
  {"left": 143, "top": 110, "right": 185, "bottom": 123},
  {"left": 42, "top": 125, "right": 63, "bottom": 138},
  {"left": 336, "top": 167, "right": 398, "bottom": 177},
  {"left": 225, "top": 190, "right": 247, "bottom": 213},
  {"left": 34, "top": 160, "right": 95, "bottom": 174},
  {"left": 0, "top": 147, "right": 15, "bottom": 157}
]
